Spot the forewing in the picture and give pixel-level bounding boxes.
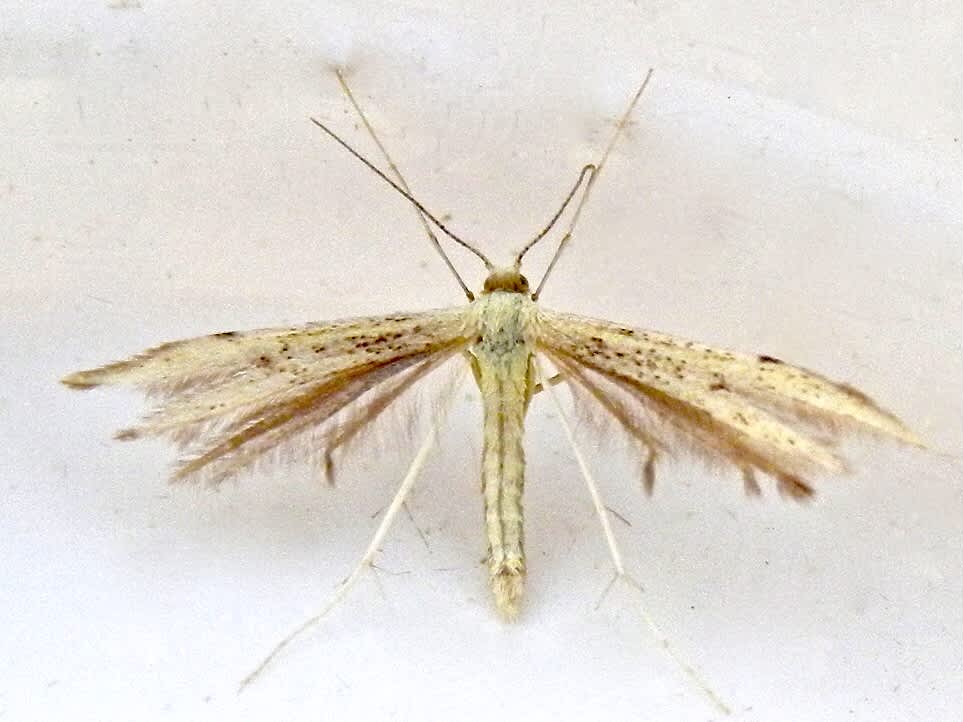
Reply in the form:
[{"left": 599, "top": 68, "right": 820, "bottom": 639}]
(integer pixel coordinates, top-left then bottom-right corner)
[
  {"left": 536, "top": 309, "right": 920, "bottom": 497},
  {"left": 63, "top": 308, "right": 473, "bottom": 484}
]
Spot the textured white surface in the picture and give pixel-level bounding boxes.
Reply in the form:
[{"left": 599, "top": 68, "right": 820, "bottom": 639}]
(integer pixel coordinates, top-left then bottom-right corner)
[{"left": 3, "top": 2, "right": 961, "bottom": 721}]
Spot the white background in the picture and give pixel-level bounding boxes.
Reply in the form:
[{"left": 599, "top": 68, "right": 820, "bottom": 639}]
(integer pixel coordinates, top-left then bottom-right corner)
[{"left": 3, "top": 2, "right": 961, "bottom": 721}]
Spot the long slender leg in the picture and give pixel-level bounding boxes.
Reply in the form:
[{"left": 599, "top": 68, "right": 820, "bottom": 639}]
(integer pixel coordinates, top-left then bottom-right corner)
[
  {"left": 238, "top": 414, "right": 444, "bottom": 692},
  {"left": 535, "top": 359, "right": 624, "bottom": 572},
  {"left": 534, "top": 358, "right": 731, "bottom": 716}
]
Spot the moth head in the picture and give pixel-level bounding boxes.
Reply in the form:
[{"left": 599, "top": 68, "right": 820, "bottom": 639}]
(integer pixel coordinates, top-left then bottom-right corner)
[{"left": 482, "top": 268, "right": 530, "bottom": 294}]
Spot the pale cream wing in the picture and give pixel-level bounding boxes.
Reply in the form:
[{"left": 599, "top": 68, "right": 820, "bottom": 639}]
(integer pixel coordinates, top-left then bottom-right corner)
[
  {"left": 535, "top": 309, "right": 921, "bottom": 497},
  {"left": 63, "top": 308, "right": 474, "bottom": 484}
]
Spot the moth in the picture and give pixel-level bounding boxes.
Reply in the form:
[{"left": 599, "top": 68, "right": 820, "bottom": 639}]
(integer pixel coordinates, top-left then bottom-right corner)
[{"left": 62, "top": 69, "right": 920, "bottom": 693}]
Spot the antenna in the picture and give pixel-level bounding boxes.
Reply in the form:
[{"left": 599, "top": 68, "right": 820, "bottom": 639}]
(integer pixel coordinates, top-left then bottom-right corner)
[
  {"left": 333, "top": 70, "right": 478, "bottom": 300},
  {"left": 514, "top": 163, "right": 596, "bottom": 267},
  {"left": 309, "top": 117, "right": 494, "bottom": 275},
  {"left": 532, "top": 68, "right": 655, "bottom": 300}
]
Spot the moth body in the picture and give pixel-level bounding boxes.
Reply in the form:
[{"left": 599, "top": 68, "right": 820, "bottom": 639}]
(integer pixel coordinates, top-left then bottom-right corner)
[{"left": 467, "top": 268, "right": 538, "bottom": 618}]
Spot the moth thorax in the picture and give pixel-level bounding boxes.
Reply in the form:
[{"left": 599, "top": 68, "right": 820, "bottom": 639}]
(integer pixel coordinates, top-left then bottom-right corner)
[{"left": 482, "top": 268, "right": 530, "bottom": 294}]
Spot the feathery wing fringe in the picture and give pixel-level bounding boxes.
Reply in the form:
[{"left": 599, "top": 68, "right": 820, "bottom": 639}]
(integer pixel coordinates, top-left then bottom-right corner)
[
  {"left": 62, "top": 309, "right": 472, "bottom": 484},
  {"left": 536, "top": 310, "right": 921, "bottom": 498}
]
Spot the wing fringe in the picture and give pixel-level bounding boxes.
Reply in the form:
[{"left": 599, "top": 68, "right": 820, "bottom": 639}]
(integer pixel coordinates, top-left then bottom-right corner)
[
  {"left": 62, "top": 310, "right": 472, "bottom": 485},
  {"left": 538, "top": 310, "right": 921, "bottom": 499}
]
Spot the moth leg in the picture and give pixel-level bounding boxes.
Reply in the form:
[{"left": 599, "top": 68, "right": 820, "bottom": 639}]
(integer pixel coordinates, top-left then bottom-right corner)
[
  {"left": 239, "top": 415, "right": 443, "bottom": 692},
  {"left": 533, "top": 360, "right": 626, "bottom": 576},
  {"left": 403, "top": 501, "right": 431, "bottom": 551},
  {"left": 533, "top": 359, "right": 731, "bottom": 715},
  {"left": 464, "top": 350, "right": 482, "bottom": 388}
]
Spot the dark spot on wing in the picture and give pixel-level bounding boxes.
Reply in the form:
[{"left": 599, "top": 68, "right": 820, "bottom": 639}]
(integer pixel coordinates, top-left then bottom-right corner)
[
  {"left": 758, "top": 355, "right": 783, "bottom": 364},
  {"left": 777, "top": 474, "right": 815, "bottom": 500}
]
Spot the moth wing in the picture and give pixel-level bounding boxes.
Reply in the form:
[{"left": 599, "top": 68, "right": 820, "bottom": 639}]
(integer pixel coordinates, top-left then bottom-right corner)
[
  {"left": 63, "top": 308, "right": 474, "bottom": 485},
  {"left": 535, "top": 309, "right": 921, "bottom": 498}
]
